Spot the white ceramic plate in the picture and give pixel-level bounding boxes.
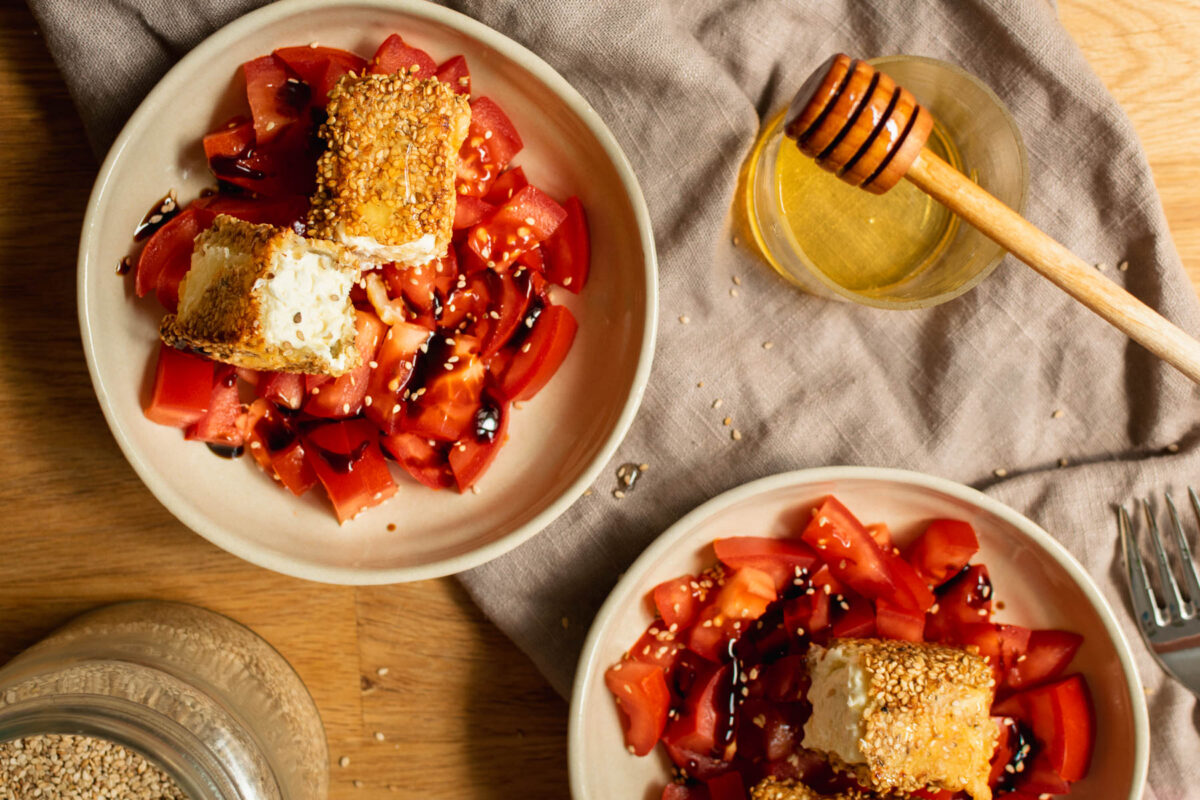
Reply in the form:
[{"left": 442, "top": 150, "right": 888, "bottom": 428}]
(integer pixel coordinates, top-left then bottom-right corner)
[
  {"left": 569, "top": 467, "right": 1148, "bottom": 800},
  {"left": 78, "top": 0, "right": 656, "bottom": 583}
]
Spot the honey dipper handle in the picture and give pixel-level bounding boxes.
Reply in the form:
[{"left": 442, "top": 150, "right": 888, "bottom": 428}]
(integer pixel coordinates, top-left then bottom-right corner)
[{"left": 907, "top": 150, "right": 1200, "bottom": 385}]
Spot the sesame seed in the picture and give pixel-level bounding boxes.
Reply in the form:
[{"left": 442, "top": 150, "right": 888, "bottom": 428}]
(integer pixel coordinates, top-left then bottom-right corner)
[
  {"left": 993, "top": 468, "right": 1008, "bottom": 477},
  {"left": 712, "top": 398, "right": 723, "bottom": 409},
  {"left": 723, "top": 416, "right": 731, "bottom": 426},
  {"left": 679, "top": 314, "right": 690, "bottom": 324},
  {"left": 374, "top": 731, "right": 385, "bottom": 741},
  {"left": 1058, "top": 457, "right": 1068, "bottom": 467},
  {"left": 561, "top": 617, "right": 570, "bottom": 629},
  {"left": 762, "top": 341, "right": 774, "bottom": 350},
  {"left": 732, "top": 275, "right": 741, "bottom": 285},
  {"left": 1118, "top": 260, "right": 1129, "bottom": 271},
  {"left": 613, "top": 490, "right": 626, "bottom": 499},
  {"left": 377, "top": 667, "right": 389, "bottom": 676},
  {"left": 339, "top": 756, "right": 350, "bottom": 767},
  {"left": 1167, "top": 443, "right": 1181, "bottom": 453},
  {"left": 729, "top": 287, "right": 739, "bottom": 297},
  {"left": 1051, "top": 409, "right": 1064, "bottom": 419},
  {"left": 731, "top": 429, "right": 742, "bottom": 441}
]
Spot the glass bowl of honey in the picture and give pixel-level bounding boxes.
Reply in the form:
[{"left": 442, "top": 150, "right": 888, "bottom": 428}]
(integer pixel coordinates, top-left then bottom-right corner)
[{"left": 744, "top": 55, "right": 1027, "bottom": 308}]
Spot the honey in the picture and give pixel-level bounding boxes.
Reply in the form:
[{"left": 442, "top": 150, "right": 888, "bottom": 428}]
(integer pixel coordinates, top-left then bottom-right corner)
[{"left": 748, "top": 110, "right": 968, "bottom": 295}]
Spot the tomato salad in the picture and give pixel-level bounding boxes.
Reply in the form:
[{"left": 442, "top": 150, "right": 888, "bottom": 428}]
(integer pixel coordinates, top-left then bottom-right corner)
[
  {"left": 133, "top": 34, "right": 589, "bottom": 523},
  {"left": 606, "top": 497, "right": 1095, "bottom": 800}
]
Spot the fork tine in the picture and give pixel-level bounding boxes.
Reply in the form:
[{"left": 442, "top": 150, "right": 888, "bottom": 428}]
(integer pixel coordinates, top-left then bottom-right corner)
[
  {"left": 1121, "top": 504, "right": 1164, "bottom": 631},
  {"left": 1161, "top": 491, "right": 1200, "bottom": 609},
  {"left": 1142, "top": 498, "right": 1187, "bottom": 622}
]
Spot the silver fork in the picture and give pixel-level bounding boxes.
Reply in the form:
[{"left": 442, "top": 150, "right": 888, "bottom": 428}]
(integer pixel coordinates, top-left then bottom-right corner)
[{"left": 1119, "top": 488, "right": 1200, "bottom": 696}]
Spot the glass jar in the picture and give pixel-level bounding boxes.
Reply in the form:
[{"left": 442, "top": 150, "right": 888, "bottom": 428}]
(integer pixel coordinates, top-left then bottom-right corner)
[
  {"left": 744, "top": 55, "right": 1028, "bottom": 309},
  {"left": 0, "top": 601, "right": 328, "bottom": 799}
]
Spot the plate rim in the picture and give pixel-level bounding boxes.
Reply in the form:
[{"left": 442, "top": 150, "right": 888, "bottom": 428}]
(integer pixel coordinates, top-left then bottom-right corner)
[
  {"left": 76, "top": 0, "right": 659, "bottom": 585},
  {"left": 567, "top": 465, "right": 1149, "bottom": 800}
]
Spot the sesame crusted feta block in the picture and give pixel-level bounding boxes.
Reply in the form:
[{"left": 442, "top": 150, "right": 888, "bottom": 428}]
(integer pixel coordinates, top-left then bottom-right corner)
[
  {"left": 160, "top": 214, "right": 361, "bottom": 376},
  {"left": 803, "top": 639, "right": 997, "bottom": 800},
  {"left": 749, "top": 777, "right": 884, "bottom": 800},
  {"left": 308, "top": 73, "right": 470, "bottom": 268}
]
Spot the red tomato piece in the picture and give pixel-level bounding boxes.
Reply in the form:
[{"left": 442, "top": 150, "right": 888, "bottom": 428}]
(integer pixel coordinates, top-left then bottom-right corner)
[
  {"left": 653, "top": 575, "right": 701, "bottom": 630},
  {"left": 380, "top": 432, "right": 455, "bottom": 490},
  {"left": 830, "top": 594, "right": 876, "bottom": 638},
  {"left": 926, "top": 565, "right": 993, "bottom": 640},
  {"left": 662, "top": 663, "right": 729, "bottom": 755},
  {"left": 136, "top": 206, "right": 210, "bottom": 311},
  {"left": 758, "top": 654, "right": 810, "bottom": 704},
  {"left": 274, "top": 45, "right": 367, "bottom": 101},
  {"left": 703, "top": 773, "right": 747, "bottom": 800},
  {"left": 875, "top": 601, "right": 925, "bottom": 642},
  {"left": 1004, "top": 629, "right": 1083, "bottom": 691},
  {"left": 193, "top": 193, "right": 309, "bottom": 229},
  {"left": 303, "top": 419, "right": 397, "bottom": 523},
  {"left": 368, "top": 34, "right": 436, "bottom": 79},
  {"left": 604, "top": 661, "right": 670, "bottom": 757},
  {"left": 994, "top": 675, "right": 1094, "bottom": 784},
  {"left": 144, "top": 344, "right": 213, "bottom": 427},
  {"left": 242, "top": 398, "right": 317, "bottom": 496},
  {"left": 303, "top": 311, "right": 386, "bottom": 419},
  {"left": 714, "top": 567, "right": 776, "bottom": 622},
  {"left": 951, "top": 622, "right": 1029, "bottom": 685},
  {"left": 625, "top": 625, "right": 684, "bottom": 673},
  {"left": 467, "top": 185, "right": 567, "bottom": 270},
  {"left": 782, "top": 591, "right": 830, "bottom": 639},
  {"left": 542, "top": 195, "right": 590, "bottom": 292},
  {"left": 493, "top": 303, "right": 577, "bottom": 402},
  {"left": 207, "top": 114, "right": 318, "bottom": 198},
  {"left": 484, "top": 166, "right": 528, "bottom": 205},
  {"left": 866, "top": 522, "right": 894, "bottom": 550},
  {"left": 905, "top": 518, "right": 980, "bottom": 587},
  {"left": 516, "top": 245, "right": 545, "bottom": 274},
  {"left": 712, "top": 537, "right": 819, "bottom": 594},
  {"left": 480, "top": 269, "right": 535, "bottom": 356},
  {"left": 801, "top": 497, "right": 932, "bottom": 611},
  {"left": 365, "top": 321, "right": 433, "bottom": 433},
  {"left": 202, "top": 116, "right": 254, "bottom": 159},
  {"left": 256, "top": 371, "right": 305, "bottom": 410},
  {"left": 434, "top": 54, "right": 471, "bottom": 95},
  {"left": 662, "top": 784, "right": 710, "bottom": 800},
  {"left": 439, "top": 273, "right": 491, "bottom": 338},
  {"left": 808, "top": 564, "right": 845, "bottom": 596},
  {"left": 448, "top": 399, "right": 510, "bottom": 491},
  {"left": 242, "top": 54, "right": 304, "bottom": 143},
  {"left": 456, "top": 96, "right": 524, "bottom": 196},
  {"left": 400, "top": 335, "right": 486, "bottom": 442},
  {"left": 453, "top": 194, "right": 495, "bottom": 230},
  {"left": 185, "top": 365, "right": 245, "bottom": 447}
]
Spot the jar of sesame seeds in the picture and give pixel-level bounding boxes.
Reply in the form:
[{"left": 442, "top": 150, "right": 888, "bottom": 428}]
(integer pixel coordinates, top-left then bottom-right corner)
[{"left": 0, "top": 602, "right": 328, "bottom": 800}]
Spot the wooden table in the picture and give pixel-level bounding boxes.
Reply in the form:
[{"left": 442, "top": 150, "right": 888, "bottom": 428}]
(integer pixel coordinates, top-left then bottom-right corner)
[{"left": 0, "top": 1, "right": 1194, "bottom": 796}]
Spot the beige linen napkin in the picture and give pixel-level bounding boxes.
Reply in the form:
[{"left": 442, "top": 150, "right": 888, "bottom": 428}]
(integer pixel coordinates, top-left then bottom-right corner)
[{"left": 30, "top": 0, "right": 1200, "bottom": 794}]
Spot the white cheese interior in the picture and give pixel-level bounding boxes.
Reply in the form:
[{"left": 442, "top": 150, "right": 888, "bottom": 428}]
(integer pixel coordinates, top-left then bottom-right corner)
[
  {"left": 180, "top": 244, "right": 248, "bottom": 318},
  {"left": 254, "top": 244, "right": 356, "bottom": 372},
  {"left": 802, "top": 643, "right": 869, "bottom": 765},
  {"left": 338, "top": 227, "right": 438, "bottom": 269}
]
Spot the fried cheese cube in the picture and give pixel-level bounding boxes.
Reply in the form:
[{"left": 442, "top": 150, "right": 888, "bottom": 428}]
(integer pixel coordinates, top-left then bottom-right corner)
[
  {"left": 308, "top": 73, "right": 470, "bottom": 268},
  {"left": 160, "top": 215, "right": 360, "bottom": 376},
  {"left": 803, "top": 639, "right": 997, "bottom": 800}
]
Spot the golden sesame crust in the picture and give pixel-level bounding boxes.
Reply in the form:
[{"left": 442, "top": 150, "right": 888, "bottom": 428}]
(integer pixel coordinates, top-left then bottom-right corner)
[
  {"left": 160, "top": 215, "right": 360, "bottom": 376},
  {"left": 815, "top": 639, "right": 997, "bottom": 800},
  {"left": 308, "top": 73, "right": 470, "bottom": 259}
]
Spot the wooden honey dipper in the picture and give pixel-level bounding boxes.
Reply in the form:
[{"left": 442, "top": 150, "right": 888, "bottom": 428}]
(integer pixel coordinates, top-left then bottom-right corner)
[{"left": 787, "top": 53, "right": 1200, "bottom": 384}]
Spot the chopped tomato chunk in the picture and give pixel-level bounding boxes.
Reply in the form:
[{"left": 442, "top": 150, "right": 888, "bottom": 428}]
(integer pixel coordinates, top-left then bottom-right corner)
[
  {"left": 447, "top": 399, "right": 510, "bottom": 491},
  {"left": 368, "top": 34, "right": 436, "bottom": 79},
  {"left": 542, "top": 195, "right": 590, "bottom": 292},
  {"left": 653, "top": 575, "right": 701, "bottom": 630},
  {"left": 492, "top": 303, "right": 577, "bottom": 402},
  {"left": 144, "top": 344, "right": 213, "bottom": 427},
  {"left": 242, "top": 398, "right": 317, "bottom": 496},
  {"left": 467, "top": 185, "right": 567, "bottom": 270},
  {"left": 434, "top": 54, "right": 470, "bottom": 95},
  {"left": 274, "top": 45, "right": 367, "bottom": 101},
  {"left": 380, "top": 432, "right": 455, "bottom": 490},
  {"left": 712, "top": 537, "right": 819, "bottom": 594},
  {"left": 456, "top": 96, "right": 523, "bottom": 196},
  {"left": 1003, "top": 629, "right": 1083, "bottom": 690},
  {"left": 185, "top": 365, "right": 245, "bottom": 447},
  {"left": 605, "top": 661, "right": 670, "bottom": 757},
  {"left": 303, "top": 419, "right": 396, "bottom": 523},
  {"left": 242, "top": 54, "right": 304, "bottom": 143},
  {"left": 136, "top": 206, "right": 211, "bottom": 312},
  {"left": 905, "top": 518, "right": 980, "bottom": 587}
]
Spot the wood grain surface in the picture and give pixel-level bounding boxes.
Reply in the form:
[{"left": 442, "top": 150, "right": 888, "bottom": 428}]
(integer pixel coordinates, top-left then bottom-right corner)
[{"left": 0, "top": 1, "right": 1193, "bottom": 797}]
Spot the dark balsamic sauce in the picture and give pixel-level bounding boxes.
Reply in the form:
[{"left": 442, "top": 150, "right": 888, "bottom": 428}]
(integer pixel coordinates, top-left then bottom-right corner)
[
  {"left": 473, "top": 404, "right": 502, "bottom": 443},
  {"left": 404, "top": 336, "right": 454, "bottom": 400},
  {"left": 133, "top": 192, "right": 180, "bottom": 242},
  {"left": 210, "top": 154, "right": 266, "bottom": 181},
  {"left": 997, "top": 720, "right": 1036, "bottom": 793},
  {"left": 207, "top": 443, "right": 244, "bottom": 459},
  {"left": 717, "top": 639, "right": 740, "bottom": 750},
  {"left": 507, "top": 298, "right": 544, "bottom": 349},
  {"left": 278, "top": 78, "right": 312, "bottom": 111},
  {"left": 312, "top": 440, "right": 370, "bottom": 474}
]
